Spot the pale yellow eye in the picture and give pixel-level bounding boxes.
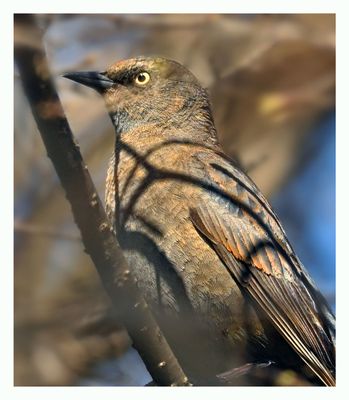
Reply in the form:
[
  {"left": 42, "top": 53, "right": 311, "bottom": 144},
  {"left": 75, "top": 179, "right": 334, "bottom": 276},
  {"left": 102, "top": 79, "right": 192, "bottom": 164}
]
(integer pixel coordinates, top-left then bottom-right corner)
[{"left": 134, "top": 72, "right": 150, "bottom": 86}]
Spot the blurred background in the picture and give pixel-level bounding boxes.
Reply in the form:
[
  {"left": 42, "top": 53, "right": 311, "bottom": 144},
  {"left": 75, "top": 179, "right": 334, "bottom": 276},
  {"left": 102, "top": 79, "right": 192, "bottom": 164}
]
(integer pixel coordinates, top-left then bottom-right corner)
[{"left": 14, "top": 14, "right": 335, "bottom": 386}]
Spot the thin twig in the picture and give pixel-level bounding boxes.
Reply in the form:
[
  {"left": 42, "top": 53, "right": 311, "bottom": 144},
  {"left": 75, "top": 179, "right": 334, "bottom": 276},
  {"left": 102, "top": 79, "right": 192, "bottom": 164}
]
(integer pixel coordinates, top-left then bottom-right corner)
[{"left": 14, "top": 220, "right": 81, "bottom": 241}]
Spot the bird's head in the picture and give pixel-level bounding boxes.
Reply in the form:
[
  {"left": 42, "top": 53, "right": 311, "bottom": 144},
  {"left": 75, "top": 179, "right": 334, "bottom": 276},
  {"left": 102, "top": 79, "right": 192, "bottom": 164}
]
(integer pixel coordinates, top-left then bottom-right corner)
[{"left": 64, "top": 57, "right": 216, "bottom": 139}]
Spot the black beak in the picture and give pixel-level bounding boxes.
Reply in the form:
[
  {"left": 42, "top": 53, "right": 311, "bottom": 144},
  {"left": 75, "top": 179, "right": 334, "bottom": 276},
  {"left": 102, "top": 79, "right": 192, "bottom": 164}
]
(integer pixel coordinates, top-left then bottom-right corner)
[{"left": 63, "top": 71, "right": 114, "bottom": 92}]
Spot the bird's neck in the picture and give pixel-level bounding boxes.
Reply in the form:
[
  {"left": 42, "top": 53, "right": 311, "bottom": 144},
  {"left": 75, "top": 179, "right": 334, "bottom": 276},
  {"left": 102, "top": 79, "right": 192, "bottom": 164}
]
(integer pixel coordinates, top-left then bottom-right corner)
[{"left": 110, "top": 98, "right": 219, "bottom": 150}]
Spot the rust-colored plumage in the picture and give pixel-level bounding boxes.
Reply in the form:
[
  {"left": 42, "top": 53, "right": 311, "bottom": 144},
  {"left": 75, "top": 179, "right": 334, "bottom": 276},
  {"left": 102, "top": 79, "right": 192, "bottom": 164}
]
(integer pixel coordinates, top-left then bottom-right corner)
[{"left": 64, "top": 57, "right": 335, "bottom": 386}]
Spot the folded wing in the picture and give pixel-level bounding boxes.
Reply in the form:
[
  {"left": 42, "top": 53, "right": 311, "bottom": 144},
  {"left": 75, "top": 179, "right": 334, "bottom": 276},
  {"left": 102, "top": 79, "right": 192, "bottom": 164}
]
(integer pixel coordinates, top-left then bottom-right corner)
[{"left": 189, "top": 151, "right": 335, "bottom": 386}]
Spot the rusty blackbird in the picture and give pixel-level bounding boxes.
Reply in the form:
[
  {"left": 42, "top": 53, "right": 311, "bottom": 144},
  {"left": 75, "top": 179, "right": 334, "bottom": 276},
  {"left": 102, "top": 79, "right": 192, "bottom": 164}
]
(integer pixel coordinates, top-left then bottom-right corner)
[{"left": 64, "top": 57, "right": 335, "bottom": 386}]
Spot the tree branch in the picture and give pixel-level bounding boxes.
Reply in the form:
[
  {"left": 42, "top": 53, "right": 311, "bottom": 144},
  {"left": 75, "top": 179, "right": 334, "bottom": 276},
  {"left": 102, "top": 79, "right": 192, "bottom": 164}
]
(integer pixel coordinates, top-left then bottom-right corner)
[{"left": 14, "top": 14, "right": 190, "bottom": 387}]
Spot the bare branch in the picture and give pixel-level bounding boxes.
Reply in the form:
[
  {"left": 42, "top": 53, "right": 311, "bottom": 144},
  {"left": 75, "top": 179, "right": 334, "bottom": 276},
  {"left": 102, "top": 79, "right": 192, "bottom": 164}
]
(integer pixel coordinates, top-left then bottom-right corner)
[{"left": 14, "top": 14, "right": 190, "bottom": 386}]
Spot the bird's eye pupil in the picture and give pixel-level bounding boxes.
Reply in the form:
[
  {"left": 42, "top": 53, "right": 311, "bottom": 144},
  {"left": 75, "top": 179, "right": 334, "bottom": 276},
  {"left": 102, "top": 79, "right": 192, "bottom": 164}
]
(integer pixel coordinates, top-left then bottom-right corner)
[{"left": 138, "top": 74, "right": 146, "bottom": 82}]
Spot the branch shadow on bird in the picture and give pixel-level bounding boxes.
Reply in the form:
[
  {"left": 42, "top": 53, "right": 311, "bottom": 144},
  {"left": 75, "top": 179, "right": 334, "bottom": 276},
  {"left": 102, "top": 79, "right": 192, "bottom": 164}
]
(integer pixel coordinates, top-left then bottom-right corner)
[
  {"left": 111, "top": 138, "right": 334, "bottom": 385},
  {"left": 118, "top": 139, "right": 298, "bottom": 273}
]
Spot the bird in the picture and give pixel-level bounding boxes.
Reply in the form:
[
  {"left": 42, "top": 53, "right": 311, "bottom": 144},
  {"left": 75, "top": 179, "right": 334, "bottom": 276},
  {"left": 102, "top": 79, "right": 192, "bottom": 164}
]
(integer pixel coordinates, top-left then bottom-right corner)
[{"left": 64, "top": 56, "right": 335, "bottom": 386}]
